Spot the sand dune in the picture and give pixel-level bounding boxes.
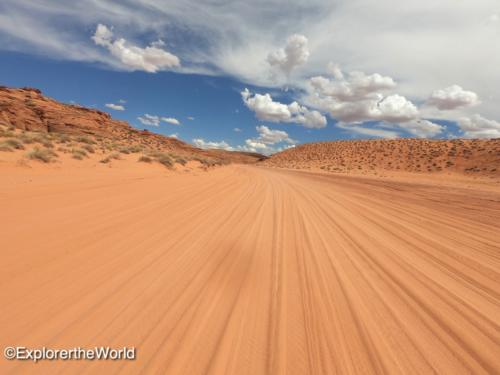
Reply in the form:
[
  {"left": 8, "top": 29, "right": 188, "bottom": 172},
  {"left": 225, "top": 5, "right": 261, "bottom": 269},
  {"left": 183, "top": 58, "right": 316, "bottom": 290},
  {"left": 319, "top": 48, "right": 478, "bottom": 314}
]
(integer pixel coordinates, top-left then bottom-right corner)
[{"left": 1, "top": 161, "right": 499, "bottom": 374}]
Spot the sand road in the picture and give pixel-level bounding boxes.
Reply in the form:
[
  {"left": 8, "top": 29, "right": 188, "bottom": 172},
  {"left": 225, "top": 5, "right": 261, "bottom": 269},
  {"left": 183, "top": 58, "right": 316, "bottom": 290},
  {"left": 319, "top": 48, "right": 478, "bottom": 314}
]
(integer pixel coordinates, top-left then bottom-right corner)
[{"left": 1, "top": 165, "right": 499, "bottom": 374}]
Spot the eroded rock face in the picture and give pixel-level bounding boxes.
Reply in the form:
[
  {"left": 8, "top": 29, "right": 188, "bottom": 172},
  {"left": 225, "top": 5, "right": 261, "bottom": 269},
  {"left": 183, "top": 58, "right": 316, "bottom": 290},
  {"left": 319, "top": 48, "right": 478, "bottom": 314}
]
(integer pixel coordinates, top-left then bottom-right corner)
[{"left": 0, "top": 86, "right": 130, "bottom": 136}]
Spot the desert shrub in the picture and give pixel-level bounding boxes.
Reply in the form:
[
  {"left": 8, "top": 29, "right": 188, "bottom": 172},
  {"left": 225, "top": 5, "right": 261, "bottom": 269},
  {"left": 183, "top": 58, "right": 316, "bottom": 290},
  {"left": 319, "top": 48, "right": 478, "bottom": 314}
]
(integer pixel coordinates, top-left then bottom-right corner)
[
  {"left": 40, "top": 140, "right": 54, "bottom": 148},
  {"left": 57, "top": 147, "right": 70, "bottom": 153},
  {"left": 0, "top": 141, "right": 13, "bottom": 152},
  {"left": 4, "top": 138, "right": 25, "bottom": 150},
  {"left": 26, "top": 147, "right": 57, "bottom": 163},
  {"left": 18, "top": 133, "right": 37, "bottom": 144},
  {"left": 138, "top": 155, "right": 152, "bottom": 163},
  {"left": 0, "top": 127, "right": 15, "bottom": 138},
  {"left": 54, "top": 134, "right": 71, "bottom": 143},
  {"left": 118, "top": 145, "right": 143, "bottom": 154},
  {"left": 71, "top": 148, "right": 88, "bottom": 160},
  {"left": 81, "top": 144, "right": 95, "bottom": 153},
  {"left": 127, "top": 145, "right": 143, "bottom": 153},
  {"left": 75, "top": 136, "right": 95, "bottom": 144},
  {"left": 155, "top": 153, "right": 174, "bottom": 168},
  {"left": 100, "top": 152, "right": 121, "bottom": 164},
  {"left": 173, "top": 155, "right": 187, "bottom": 165}
]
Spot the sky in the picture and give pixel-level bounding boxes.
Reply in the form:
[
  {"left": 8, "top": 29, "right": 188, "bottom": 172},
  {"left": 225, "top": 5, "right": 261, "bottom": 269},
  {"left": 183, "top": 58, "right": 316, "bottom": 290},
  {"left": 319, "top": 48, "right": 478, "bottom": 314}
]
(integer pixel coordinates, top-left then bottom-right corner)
[{"left": 0, "top": 1, "right": 499, "bottom": 154}]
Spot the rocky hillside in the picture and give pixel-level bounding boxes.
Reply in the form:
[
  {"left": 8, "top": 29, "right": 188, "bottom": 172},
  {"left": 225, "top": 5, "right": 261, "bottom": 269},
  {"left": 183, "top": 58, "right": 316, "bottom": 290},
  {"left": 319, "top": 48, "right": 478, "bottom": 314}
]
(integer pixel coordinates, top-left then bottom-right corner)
[
  {"left": 262, "top": 139, "right": 500, "bottom": 177},
  {"left": 0, "top": 86, "right": 261, "bottom": 164}
]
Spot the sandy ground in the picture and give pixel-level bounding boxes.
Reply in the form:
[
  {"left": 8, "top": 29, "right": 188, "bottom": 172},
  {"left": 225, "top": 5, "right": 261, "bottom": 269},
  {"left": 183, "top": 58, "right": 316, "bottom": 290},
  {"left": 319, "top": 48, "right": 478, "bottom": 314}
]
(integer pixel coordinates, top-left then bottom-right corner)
[{"left": 1, "top": 161, "right": 499, "bottom": 374}]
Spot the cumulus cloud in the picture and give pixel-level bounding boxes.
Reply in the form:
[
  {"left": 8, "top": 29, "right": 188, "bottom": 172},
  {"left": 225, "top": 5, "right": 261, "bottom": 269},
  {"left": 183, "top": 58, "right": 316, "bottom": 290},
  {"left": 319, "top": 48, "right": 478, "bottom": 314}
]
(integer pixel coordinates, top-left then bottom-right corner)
[
  {"left": 192, "top": 138, "right": 234, "bottom": 150},
  {"left": 137, "top": 114, "right": 160, "bottom": 126},
  {"left": 238, "top": 125, "right": 296, "bottom": 155},
  {"left": 254, "top": 125, "right": 296, "bottom": 144},
  {"left": 428, "top": 85, "right": 480, "bottom": 110},
  {"left": 310, "top": 67, "right": 396, "bottom": 102},
  {"left": 162, "top": 117, "right": 181, "bottom": 125},
  {"left": 310, "top": 91, "right": 418, "bottom": 124},
  {"left": 169, "top": 133, "right": 179, "bottom": 139},
  {"left": 92, "top": 24, "right": 180, "bottom": 73},
  {"left": 307, "top": 65, "right": 417, "bottom": 124},
  {"left": 233, "top": 127, "right": 242, "bottom": 132},
  {"left": 457, "top": 115, "right": 500, "bottom": 138},
  {"left": 192, "top": 126, "right": 296, "bottom": 155},
  {"left": 400, "top": 120, "right": 444, "bottom": 138},
  {"left": 267, "top": 34, "right": 309, "bottom": 77},
  {"left": 241, "top": 89, "right": 326, "bottom": 128},
  {"left": 105, "top": 103, "right": 125, "bottom": 111}
]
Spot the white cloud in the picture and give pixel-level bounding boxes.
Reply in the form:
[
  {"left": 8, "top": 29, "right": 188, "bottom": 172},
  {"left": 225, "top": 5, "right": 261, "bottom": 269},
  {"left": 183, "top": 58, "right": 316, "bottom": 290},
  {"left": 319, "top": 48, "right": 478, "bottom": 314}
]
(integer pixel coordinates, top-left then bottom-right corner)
[
  {"left": 310, "top": 91, "right": 418, "bottom": 124},
  {"left": 233, "top": 127, "right": 242, "bottom": 132},
  {"left": 307, "top": 65, "right": 418, "bottom": 124},
  {"left": 457, "top": 115, "right": 500, "bottom": 138},
  {"left": 242, "top": 88, "right": 326, "bottom": 128},
  {"left": 118, "top": 99, "right": 127, "bottom": 104},
  {"left": 137, "top": 114, "right": 160, "bottom": 126},
  {"left": 187, "top": 116, "right": 195, "bottom": 120},
  {"left": 169, "top": 133, "right": 179, "bottom": 139},
  {"left": 105, "top": 103, "right": 125, "bottom": 111},
  {"left": 254, "top": 125, "right": 296, "bottom": 144},
  {"left": 267, "top": 34, "right": 309, "bottom": 77},
  {"left": 310, "top": 68, "right": 396, "bottom": 102},
  {"left": 337, "top": 123, "right": 400, "bottom": 139},
  {"left": 238, "top": 125, "right": 296, "bottom": 155},
  {"left": 338, "top": 119, "right": 443, "bottom": 139},
  {"left": 1, "top": 1, "right": 499, "bottom": 135},
  {"left": 400, "top": 119, "right": 444, "bottom": 138},
  {"left": 375, "top": 95, "right": 419, "bottom": 123},
  {"left": 92, "top": 24, "right": 180, "bottom": 73},
  {"left": 162, "top": 117, "right": 181, "bottom": 125},
  {"left": 192, "top": 138, "right": 234, "bottom": 150},
  {"left": 428, "top": 85, "right": 480, "bottom": 110}
]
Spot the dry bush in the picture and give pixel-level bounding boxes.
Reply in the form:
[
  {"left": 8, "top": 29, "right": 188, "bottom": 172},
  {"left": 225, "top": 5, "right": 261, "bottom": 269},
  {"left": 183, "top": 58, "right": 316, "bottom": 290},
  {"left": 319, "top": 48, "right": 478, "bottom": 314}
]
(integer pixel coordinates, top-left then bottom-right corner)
[
  {"left": 71, "top": 148, "right": 88, "bottom": 160},
  {"left": 3, "top": 138, "right": 25, "bottom": 150},
  {"left": 26, "top": 147, "right": 57, "bottom": 163},
  {"left": 100, "top": 152, "right": 121, "bottom": 164},
  {"left": 75, "top": 136, "right": 95, "bottom": 144},
  {"left": 155, "top": 153, "right": 174, "bottom": 168},
  {"left": 81, "top": 144, "right": 95, "bottom": 153},
  {"left": 138, "top": 155, "right": 152, "bottom": 163}
]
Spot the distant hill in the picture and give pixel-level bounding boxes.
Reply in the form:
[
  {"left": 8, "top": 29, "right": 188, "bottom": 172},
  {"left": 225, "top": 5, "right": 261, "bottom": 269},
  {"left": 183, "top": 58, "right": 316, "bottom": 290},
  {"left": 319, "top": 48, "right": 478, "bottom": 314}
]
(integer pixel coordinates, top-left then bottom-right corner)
[
  {"left": 262, "top": 139, "right": 500, "bottom": 178},
  {"left": 0, "top": 86, "right": 262, "bottom": 164}
]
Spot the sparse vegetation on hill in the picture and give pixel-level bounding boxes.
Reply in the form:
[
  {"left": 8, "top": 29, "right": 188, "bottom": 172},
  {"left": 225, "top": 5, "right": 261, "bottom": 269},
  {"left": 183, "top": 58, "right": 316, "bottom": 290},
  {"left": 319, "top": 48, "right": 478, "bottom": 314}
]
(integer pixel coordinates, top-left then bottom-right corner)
[{"left": 263, "top": 139, "right": 500, "bottom": 178}]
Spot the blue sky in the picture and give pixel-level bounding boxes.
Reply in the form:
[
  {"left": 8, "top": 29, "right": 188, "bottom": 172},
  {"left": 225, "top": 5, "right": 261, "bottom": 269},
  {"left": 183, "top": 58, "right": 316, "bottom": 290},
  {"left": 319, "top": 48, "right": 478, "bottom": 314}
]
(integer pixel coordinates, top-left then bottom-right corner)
[{"left": 0, "top": 1, "right": 499, "bottom": 153}]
